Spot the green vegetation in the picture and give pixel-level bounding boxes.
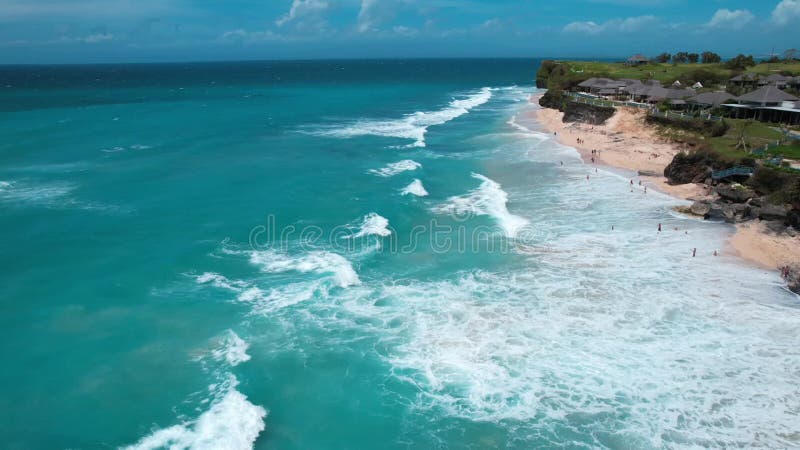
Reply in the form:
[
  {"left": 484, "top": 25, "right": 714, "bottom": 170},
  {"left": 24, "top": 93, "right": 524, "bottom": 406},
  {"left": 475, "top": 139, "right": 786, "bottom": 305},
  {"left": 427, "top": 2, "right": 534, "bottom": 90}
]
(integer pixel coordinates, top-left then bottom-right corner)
[
  {"left": 536, "top": 59, "right": 800, "bottom": 91},
  {"left": 767, "top": 145, "right": 800, "bottom": 159},
  {"left": 749, "top": 166, "right": 800, "bottom": 205},
  {"left": 646, "top": 115, "right": 729, "bottom": 137}
]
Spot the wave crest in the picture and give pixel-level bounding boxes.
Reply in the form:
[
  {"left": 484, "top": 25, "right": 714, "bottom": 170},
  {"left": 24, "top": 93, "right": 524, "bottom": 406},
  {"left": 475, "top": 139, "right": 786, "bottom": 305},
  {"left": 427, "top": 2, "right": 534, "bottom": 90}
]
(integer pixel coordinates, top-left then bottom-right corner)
[{"left": 312, "top": 88, "right": 492, "bottom": 147}]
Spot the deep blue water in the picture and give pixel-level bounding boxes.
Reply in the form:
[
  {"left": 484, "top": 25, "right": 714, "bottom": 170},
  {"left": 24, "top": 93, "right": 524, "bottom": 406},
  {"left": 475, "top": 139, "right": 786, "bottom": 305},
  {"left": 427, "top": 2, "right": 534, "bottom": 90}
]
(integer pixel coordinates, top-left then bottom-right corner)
[{"left": 1, "top": 59, "right": 798, "bottom": 449}]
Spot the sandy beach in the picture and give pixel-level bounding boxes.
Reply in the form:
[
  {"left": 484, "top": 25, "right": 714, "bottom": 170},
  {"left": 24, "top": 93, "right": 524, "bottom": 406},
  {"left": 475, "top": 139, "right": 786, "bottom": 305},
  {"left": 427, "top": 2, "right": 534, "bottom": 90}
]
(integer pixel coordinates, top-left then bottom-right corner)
[{"left": 531, "top": 94, "right": 800, "bottom": 272}]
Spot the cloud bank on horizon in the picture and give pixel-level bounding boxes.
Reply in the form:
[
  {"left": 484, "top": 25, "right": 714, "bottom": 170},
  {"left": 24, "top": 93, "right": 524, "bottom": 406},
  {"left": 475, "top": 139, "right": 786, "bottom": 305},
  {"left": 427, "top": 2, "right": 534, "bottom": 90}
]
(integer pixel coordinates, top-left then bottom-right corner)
[{"left": 0, "top": 0, "right": 798, "bottom": 63}]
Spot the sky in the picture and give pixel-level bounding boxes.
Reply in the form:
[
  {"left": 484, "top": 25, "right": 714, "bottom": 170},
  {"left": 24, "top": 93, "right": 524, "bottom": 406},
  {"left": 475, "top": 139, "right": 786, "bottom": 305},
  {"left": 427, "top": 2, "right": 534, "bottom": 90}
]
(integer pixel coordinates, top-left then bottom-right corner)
[{"left": 0, "top": 0, "right": 798, "bottom": 64}]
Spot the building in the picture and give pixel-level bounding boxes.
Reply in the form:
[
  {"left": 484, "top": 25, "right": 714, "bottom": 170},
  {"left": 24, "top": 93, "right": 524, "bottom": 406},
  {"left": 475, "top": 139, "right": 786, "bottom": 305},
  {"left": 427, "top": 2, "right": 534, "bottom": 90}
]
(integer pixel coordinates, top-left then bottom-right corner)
[
  {"left": 763, "top": 74, "right": 792, "bottom": 89},
  {"left": 729, "top": 73, "right": 760, "bottom": 88},
  {"left": 626, "top": 54, "right": 650, "bottom": 66},
  {"left": 723, "top": 85, "right": 800, "bottom": 124},
  {"left": 687, "top": 91, "right": 736, "bottom": 109}
]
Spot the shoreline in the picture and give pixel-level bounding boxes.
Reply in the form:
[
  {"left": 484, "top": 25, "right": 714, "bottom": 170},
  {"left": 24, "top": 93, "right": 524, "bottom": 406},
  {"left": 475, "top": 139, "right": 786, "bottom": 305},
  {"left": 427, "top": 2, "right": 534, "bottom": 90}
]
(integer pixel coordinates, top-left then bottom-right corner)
[{"left": 529, "top": 93, "right": 800, "bottom": 273}]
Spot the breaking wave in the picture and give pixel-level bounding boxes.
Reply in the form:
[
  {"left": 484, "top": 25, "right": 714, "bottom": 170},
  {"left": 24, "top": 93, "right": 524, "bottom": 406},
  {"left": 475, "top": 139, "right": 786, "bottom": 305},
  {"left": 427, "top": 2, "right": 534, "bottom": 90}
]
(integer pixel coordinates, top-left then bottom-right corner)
[
  {"left": 369, "top": 160, "right": 421, "bottom": 177},
  {"left": 400, "top": 179, "right": 429, "bottom": 197},
  {"left": 433, "top": 173, "right": 529, "bottom": 237},
  {"left": 124, "top": 375, "right": 266, "bottom": 450},
  {"left": 311, "top": 88, "right": 492, "bottom": 147}
]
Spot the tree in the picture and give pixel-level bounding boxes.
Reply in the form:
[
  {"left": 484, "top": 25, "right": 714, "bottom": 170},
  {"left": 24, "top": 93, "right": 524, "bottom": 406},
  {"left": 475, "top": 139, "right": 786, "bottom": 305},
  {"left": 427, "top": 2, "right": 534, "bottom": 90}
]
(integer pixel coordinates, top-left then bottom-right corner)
[
  {"left": 785, "top": 48, "right": 798, "bottom": 61},
  {"left": 673, "top": 52, "right": 690, "bottom": 64},
  {"left": 688, "top": 53, "right": 700, "bottom": 64},
  {"left": 725, "top": 54, "right": 755, "bottom": 70},
  {"left": 655, "top": 52, "right": 671, "bottom": 63},
  {"left": 701, "top": 51, "right": 722, "bottom": 64}
]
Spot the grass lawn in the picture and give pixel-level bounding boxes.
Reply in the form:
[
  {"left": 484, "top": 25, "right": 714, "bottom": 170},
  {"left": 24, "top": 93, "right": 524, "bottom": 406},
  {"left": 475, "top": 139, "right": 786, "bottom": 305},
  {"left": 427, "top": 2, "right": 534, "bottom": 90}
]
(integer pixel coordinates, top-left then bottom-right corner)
[
  {"left": 768, "top": 145, "right": 800, "bottom": 159},
  {"left": 554, "top": 60, "right": 800, "bottom": 85},
  {"left": 706, "top": 119, "right": 785, "bottom": 159}
]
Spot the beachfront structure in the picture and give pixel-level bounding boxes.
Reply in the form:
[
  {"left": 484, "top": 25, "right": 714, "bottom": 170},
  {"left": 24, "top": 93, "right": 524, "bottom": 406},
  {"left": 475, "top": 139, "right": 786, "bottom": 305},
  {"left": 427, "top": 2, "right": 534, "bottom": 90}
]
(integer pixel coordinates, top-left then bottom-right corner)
[
  {"left": 568, "top": 75, "right": 799, "bottom": 123},
  {"left": 737, "top": 85, "right": 799, "bottom": 106},
  {"left": 763, "top": 74, "right": 792, "bottom": 89},
  {"left": 626, "top": 54, "right": 649, "bottom": 66},
  {"left": 729, "top": 73, "right": 761, "bottom": 88},
  {"left": 687, "top": 91, "right": 736, "bottom": 109},
  {"left": 722, "top": 85, "right": 800, "bottom": 124}
]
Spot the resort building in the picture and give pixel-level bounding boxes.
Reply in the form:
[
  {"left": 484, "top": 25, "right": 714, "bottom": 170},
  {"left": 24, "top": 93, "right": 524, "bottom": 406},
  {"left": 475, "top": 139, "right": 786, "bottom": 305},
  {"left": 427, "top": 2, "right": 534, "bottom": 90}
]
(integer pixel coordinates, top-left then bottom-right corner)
[
  {"left": 723, "top": 85, "right": 800, "bottom": 124},
  {"left": 626, "top": 54, "right": 650, "bottom": 66}
]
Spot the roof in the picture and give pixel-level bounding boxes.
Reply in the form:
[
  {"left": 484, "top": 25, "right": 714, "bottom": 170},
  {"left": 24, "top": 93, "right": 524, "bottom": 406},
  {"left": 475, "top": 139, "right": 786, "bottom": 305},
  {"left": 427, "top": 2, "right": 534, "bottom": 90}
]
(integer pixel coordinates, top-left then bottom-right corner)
[
  {"left": 688, "top": 91, "right": 736, "bottom": 106},
  {"left": 627, "top": 54, "right": 649, "bottom": 62},
  {"left": 578, "top": 78, "right": 599, "bottom": 87},
  {"left": 730, "top": 73, "right": 760, "bottom": 82},
  {"left": 665, "top": 87, "right": 695, "bottom": 99},
  {"left": 765, "top": 74, "right": 791, "bottom": 82},
  {"left": 736, "top": 85, "right": 799, "bottom": 105}
]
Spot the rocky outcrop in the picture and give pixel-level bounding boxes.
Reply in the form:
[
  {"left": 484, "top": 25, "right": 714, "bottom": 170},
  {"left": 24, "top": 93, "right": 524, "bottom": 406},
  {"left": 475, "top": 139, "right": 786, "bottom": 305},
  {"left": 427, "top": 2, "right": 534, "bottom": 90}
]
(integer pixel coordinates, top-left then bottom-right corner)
[
  {"left": 715, "top": 185, "right": 756, "bottom": 203},
  {"left": 561, "top": 101, "right": 615, "bottom": 125},
  {"left": 689, "top": 201, "right": 711, "bottom": 218},
  {"left": 664, "top": 152, "right": 713, "bottom": 185},
  {"left": 759, "top": 204, "right": 788, "bottom": 221}
]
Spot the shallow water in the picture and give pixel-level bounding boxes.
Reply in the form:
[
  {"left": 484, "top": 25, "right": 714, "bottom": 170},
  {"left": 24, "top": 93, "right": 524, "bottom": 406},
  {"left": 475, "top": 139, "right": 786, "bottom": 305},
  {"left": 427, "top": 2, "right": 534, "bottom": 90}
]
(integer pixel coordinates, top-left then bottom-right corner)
[{"left": 0, "top": 59, "right": 798, "bottom": 449}]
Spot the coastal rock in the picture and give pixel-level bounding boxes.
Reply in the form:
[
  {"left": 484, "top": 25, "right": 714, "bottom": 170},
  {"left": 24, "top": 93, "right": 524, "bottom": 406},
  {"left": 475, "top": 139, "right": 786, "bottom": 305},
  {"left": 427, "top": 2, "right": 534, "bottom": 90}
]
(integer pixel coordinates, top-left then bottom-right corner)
[
  {"left": 715, "top": 184, "right": 756, "bottom": 203},
  {"left": 561, "top": 101, "right": 615, "bottom": 125},
  {"left": 759, "top": 204, "right": 788, "bottom": 221},
  {"left": 663, "top": 152, "right": 712, "bottom": 185},
  {"left": 748, "top": 197, "right": 763, "bottom": 208},
  {"left": 689, "top": 201, "right": 711, "bottom": 218},
  {"left": 786, "top": 209, "right": 800, "bottom": 229},
  {"left": 722, "top": 205, "right": 737, "bottom": 222},
  {"left": 706, "top": 203, "right": 727, "bottom": 221}
]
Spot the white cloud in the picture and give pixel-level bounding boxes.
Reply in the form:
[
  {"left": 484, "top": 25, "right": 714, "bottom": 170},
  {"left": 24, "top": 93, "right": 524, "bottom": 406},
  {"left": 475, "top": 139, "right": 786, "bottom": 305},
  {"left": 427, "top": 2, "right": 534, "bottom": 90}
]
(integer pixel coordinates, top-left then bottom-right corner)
[
  {"left": 772, "top": 0, "right": 800, "bottom": 25},
  {"left": 392, "top": 25, "right": 417, "bottom": 36},
  {"left": 358, "top": 0, "right": 389, "bottom": 32},
  {"left": 563, "top": 15, "right": 656, "bottom": 34},
  {"left": 275, "top": 0, "right": 329, "bottom": 27},
  {"left": 706, "top": 8, "right": 754, "bottom": 29}
]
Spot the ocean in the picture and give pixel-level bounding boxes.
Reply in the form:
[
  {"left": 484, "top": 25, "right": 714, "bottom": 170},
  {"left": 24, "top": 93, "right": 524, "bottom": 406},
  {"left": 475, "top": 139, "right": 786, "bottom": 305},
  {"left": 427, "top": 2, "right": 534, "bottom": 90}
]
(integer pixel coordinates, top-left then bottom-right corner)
[{"left": 1, "top": 59, "right": 798, "bottom": 449}]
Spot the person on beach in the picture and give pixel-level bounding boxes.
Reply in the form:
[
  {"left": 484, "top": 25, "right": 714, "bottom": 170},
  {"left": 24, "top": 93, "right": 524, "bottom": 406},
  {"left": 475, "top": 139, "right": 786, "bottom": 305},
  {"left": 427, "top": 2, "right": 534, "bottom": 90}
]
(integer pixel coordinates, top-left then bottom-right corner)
[
  {"left": 692, "top": 248, "right": 697, "bottom": 257},
  {"left": 586, "top": 175, "right": 590, "bottom": 181},
  {"left": 713, "top": 250, "right": 718, "bottom": 257},
  {"left": 630, "top": 179, "right": 633, "bottom": 185},
  {"left": 658, "top": 223, "right": 662, "bottom": 232},
  {"left": 644, "top": 186, "right": 647, "bottom": 194},
  {"left": 560, "top": 161, "right": 563, "bottom": 166}
]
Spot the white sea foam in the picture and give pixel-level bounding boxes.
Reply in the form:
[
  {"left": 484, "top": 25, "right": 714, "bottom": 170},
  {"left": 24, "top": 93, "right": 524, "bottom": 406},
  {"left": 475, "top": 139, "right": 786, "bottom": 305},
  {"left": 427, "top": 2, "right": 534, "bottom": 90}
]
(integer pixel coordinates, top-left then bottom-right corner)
[
  {"left": 369, "top": 160, "right": 421, "bottom": 177},
  {"left": 196, "top": 272, "right": 250, "bottom": 291},
  {"left": 313, "top": 88, "right": 492, "bottom": 147},
  {"left": 0, "top": 180, "right": 78, "bottom": 208},
  {"left": 102, "top": 144, "right": 151, "bottom": 153},
  {"left": 210, "top": 331, "right": 251, "bottom": 367},
  {"left": 347, "top": 213, "right": 392, "bottom": 239},
  {"left": 400, "top": 179, "right": 429, "bottom": 197},
  {"left": 249, "top": 250, "right": 361, "bottom": 288},
  {"left": 433, "top": 173, "right": 529, "bottom": 237},
  {"left": 325, "top": 262, "right": 800, "bottom": 448},
  {"left": 124, "top": 376, "right": 267, "bottom": 450}
]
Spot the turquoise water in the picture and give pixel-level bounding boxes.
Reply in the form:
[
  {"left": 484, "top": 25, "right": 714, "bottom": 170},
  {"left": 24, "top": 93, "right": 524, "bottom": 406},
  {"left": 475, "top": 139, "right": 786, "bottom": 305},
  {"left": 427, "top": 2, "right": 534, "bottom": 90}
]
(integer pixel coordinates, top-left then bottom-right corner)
[{"left": 1, "top": 59, "right": 799, "bottom": 449}]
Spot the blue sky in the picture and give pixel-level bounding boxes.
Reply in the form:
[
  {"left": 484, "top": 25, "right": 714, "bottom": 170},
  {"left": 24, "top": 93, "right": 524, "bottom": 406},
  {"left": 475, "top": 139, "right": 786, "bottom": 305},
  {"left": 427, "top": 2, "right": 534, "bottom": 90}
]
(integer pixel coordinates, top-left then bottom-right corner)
[{"left": 0, "top": 0, "right": 798, "bottom": 63}]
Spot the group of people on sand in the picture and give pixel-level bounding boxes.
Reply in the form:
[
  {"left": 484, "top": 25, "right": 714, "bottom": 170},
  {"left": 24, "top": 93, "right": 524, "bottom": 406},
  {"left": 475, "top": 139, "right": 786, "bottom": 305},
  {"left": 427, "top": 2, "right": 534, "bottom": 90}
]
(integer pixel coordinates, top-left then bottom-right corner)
[{"left": 781, "top": 266, "right": 793, "bottom": 279}]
